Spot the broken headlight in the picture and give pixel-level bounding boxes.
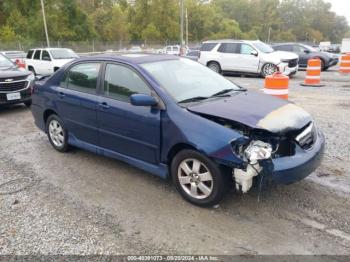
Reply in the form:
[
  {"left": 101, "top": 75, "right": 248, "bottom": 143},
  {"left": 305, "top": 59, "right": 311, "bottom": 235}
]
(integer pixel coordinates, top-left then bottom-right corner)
[{"left": 244, "top": 140, "right": 272, "bottom": 163}]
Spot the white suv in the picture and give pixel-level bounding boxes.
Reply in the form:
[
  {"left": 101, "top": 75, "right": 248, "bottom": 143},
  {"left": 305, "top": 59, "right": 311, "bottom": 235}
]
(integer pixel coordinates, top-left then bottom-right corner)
[
  {"left": 198, "top": 40, "right": 299, "bottom": 77},
  {"left": 26, "top": 48, "right": 78, "bottom": 75}
]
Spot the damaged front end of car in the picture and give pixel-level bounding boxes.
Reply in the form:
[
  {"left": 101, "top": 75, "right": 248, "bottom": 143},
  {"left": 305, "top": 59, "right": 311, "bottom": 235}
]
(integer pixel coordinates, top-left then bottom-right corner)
[{"left": 193, "top": 104, "right": 321, "bottom": 193}]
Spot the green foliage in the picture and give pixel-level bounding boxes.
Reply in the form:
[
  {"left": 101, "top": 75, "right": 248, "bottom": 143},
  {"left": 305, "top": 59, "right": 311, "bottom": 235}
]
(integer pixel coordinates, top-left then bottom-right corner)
[{"left": 0, "top": 0, "right": 348, "bottom": 46}]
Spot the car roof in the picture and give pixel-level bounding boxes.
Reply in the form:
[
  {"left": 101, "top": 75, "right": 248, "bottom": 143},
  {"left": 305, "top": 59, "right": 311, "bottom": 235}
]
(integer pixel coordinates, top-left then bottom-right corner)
[
  {"left": 202, "top": 39, "right": 260, "bottom": 44},
  {"left": 77, "top": 53, "right": 179, "bottom": 65}
]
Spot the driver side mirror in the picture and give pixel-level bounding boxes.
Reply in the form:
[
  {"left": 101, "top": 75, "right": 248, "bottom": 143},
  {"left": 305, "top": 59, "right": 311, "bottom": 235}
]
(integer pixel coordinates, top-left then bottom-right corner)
[
  {"left": 251, "top": 50, "right": 258, "bottom": 56},
  {"left": 130, "top": 94, "right": 158, "bottom": 107},
  {"left": 304, "top": 49, "right": 310, "bottom": 54}
]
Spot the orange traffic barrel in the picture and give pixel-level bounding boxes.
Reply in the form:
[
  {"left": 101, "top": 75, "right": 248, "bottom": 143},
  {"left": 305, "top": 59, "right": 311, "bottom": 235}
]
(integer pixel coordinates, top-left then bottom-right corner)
[
  {"left": 264, "top": 72, "right": 289, "bottom": 100},
  {"left": 339, "top": 53, "right": 350, "bottom": 73},
  {"left": 301, "top": 58, "right": 324, "bottom": 87}
]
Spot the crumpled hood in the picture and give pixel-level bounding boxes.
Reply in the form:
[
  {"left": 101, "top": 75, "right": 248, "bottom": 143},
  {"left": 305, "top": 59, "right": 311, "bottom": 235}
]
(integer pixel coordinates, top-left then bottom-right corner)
[
  {"left": 266, "top": 51, "right": 299, "bottom": 61},
  {"left": 187, "top": 91, "right": 312, "bottom": 133}
]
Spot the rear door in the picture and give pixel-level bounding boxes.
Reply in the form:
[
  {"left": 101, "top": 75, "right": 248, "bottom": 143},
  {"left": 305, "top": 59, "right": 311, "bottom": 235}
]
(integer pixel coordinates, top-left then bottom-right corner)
[
  {"left": 55, "top": 62, "right": 101, "bottom": 146},
  {"left": 97, "top": 63, "right": 161, "bottom": 164},
  {"left": 32, "top": 49, "right": 43, "bottom": 74},
  {"left": 217, "top": 43, "right": 241, "bottom": 71}
]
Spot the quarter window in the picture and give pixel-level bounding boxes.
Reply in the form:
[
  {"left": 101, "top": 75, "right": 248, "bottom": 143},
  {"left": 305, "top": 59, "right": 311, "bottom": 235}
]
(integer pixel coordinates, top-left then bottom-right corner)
[
  {"left": 200, "top": 43, "right": 218, "bottom": 51},
  {"left": 33, "top": 50, "right": 41, "bottom": 60},
  {"left": 27, "top": 50, "right": 34, "bottom": 59},
  {"left": 66, "top": 63, "right": 100, "bottom": 94},
  {"left": 104, "top": 64, "right": 150, "bottom": 102}
]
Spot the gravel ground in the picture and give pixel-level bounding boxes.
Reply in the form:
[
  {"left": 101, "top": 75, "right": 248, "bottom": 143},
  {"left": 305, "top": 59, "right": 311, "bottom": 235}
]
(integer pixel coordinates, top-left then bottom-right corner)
[{"left": 0, "top": 68, "right": 350, "bottom": 256}]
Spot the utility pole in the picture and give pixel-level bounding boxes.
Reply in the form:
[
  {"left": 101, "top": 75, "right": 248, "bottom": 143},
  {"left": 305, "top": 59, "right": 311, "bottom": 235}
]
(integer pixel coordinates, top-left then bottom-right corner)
[
  {"left": 185, "top": 8, "right": 189, "bottom": 46},
  {"left": 267, "top": 27, "right": 271, "bottom": 43},
  {"left": 180, "top": 0, "right": 184, "bottom": 46},
  {"left": 40, "top": 0, "right": 50, "bottom": 47}
]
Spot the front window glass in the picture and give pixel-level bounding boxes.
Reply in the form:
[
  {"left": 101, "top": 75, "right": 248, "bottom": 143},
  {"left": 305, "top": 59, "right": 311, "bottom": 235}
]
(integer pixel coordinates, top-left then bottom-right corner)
[
  {"left": 0, "top": 54, "right": 14, "bottom": 68},
  {"left": 67, "top": 63, "right": 100, "bottom": 94},
  {"left": 252, "top": 41, "right": 274, "bottom": 53},
  {"left": 240, "top": 44, "right": 255, "bottom": 55},
  {"left": 104, "top": 63, "right": 150, "bottom": 102},
  {"left": 141, "top": 58, "right": 241, "bottom": 103},
  {"left": 42, "top": 50, "right": 51, "bottom": 61},
  {"left": 50, "top": 49, "right": 78, "bottom": 59}
]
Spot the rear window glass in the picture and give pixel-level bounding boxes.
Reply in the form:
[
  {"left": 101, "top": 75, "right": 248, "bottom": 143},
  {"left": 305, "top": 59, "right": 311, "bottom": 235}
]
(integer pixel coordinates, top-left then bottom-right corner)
[
  {"left": 200, "top": 43, "right": 217, "bottom": 51},
  {"left": 33, "top": 50, "right": 41, "bottom": 60},
  {"left": 217, "top": 43, "right": 240, "bottom": 54}
]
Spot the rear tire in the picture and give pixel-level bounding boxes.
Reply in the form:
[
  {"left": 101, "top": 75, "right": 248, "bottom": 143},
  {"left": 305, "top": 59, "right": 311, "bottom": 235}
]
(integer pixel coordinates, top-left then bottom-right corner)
[
  {"left": 46, "top": 115, "right": 69, "bottom": 153},
  {"left": 171, "top": 149, "right": 229, "bottom": 207},
  {"left": 207, "top": 62, "right": 221, "bottom": 74}
]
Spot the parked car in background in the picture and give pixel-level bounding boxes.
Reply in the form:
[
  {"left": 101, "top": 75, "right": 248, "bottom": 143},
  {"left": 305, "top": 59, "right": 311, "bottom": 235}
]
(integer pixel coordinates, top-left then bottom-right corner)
[
  {"left": 199, "top": 40, "right": 299, "bottom": 77},
  {"left": 26, "top": 48, "right": 78, "bottom": 75},
  {"left": 31, "top": 54, "right": 324, "bottom": 206},
  {"left": 341, "top": 38, "right": 350, "bottom": 53},
  {"left": 164, "top": 45, "right": 180, "bottom": 55},
  {"left": 328, "top": 44, "right": 341, "bottom": 53},
  {"left": 184, "top": 49, "right": 200, "bottom": 61},
  {"left": 272, "top": 43, "right": 339, "bottom": 71},
  {"left": 129, "top": 46, "right": 143, "bottom": 53},
  {"left": 0, "top": 53, "right": 34, "bottom": 107},
  {"left": 0, "top": 50, "right": 27, "bottom": 68}
]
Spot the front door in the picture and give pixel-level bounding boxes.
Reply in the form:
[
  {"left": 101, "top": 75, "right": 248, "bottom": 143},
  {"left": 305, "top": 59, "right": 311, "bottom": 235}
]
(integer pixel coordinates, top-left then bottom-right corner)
[
  {"left": 97, "top": 63, "right": 161, "bottom": 164},
  {"left": 235, "top": 43, "right": 260, "bottom": 73}
]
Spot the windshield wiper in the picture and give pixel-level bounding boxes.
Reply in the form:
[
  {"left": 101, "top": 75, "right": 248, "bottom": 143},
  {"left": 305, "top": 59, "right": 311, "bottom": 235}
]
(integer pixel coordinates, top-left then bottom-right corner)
[
  {"left": 210, "top": 89, "right": 235, "bottom": 97},
  {"left": 211, "top": 88, "right": 247, "bottom": 97},
  {"left": 178, "top": 96, "right": 209, "bottom": 103}
]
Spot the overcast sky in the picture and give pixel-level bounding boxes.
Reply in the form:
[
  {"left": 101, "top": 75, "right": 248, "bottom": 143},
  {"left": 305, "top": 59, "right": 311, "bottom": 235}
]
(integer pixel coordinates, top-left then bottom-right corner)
[{"left": 325, "top": 0, "right": 350, "bottom": 23}]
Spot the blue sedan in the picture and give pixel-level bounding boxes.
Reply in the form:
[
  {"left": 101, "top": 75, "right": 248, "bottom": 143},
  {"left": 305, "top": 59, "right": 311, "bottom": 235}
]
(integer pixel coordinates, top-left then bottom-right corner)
[{"left": 31, "top": 54, "right": 324, "bottom": 206}]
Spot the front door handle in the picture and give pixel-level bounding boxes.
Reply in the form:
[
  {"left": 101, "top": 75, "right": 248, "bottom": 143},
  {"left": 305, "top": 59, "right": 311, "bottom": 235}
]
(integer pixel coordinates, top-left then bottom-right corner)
[{"left": 99, "top": 102, "right": 110, "bottom": 109}]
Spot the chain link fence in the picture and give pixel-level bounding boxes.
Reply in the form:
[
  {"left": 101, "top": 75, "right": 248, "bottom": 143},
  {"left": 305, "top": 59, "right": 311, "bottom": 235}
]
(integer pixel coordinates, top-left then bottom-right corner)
[{"left": 0, "top": 40, "right": 202, "bottom": 54}]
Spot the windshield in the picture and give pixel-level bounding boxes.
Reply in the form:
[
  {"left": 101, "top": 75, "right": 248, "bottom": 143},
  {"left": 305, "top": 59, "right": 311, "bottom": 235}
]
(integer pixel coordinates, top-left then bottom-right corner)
[
  {"left": 252, "top": 41, "right": 274, "bottom": 53},
  {"left": 0, "top": 53, "right": 15, "bottom": 68},
  {"left": 49, "top": 49, "right": 78, "bottom": 59},
  {"left": 141, "top": 58, "right": 241, "bottom": 103}
]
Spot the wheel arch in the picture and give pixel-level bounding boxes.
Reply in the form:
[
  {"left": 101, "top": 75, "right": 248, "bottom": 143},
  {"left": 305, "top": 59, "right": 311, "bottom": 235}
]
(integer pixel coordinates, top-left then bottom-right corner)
[
  {"left": 43, "top": 109, "right": 58, "bottom": 124},
  {"left": 206, "top": 60, "right": 221, "bottom": 67},
  {"left": 167, "top": 143, "right": 197, "bottom": 165}
]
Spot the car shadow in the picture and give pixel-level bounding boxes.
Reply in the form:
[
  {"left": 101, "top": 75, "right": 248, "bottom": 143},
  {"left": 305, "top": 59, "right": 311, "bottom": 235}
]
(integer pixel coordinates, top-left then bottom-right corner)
[{"left": 0, "top": 104, "right": 29, "bottom": 116}]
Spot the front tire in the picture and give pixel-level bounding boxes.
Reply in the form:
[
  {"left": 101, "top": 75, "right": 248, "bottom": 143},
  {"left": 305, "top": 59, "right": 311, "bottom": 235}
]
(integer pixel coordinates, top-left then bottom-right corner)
[
  {"left": 46, "top": 115, "right": 69, "bottom": 152},
  {"left": 171, "top": 150, "right": 229, "bottom": 207},
  {"left": 261, "top": 63, "right": 278, "bottom": 77}
]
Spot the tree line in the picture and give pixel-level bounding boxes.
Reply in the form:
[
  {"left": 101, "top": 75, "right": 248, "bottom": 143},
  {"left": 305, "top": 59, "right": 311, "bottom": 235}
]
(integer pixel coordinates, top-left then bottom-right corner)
[{"left": 0, "top": 0, "right": 349, "bottom": 47}]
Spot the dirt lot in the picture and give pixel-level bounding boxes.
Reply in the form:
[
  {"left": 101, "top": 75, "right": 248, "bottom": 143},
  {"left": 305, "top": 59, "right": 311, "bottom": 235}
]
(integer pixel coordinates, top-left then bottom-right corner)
[{"left": 1, "top": 68, "right": 350, "bottom": 255}]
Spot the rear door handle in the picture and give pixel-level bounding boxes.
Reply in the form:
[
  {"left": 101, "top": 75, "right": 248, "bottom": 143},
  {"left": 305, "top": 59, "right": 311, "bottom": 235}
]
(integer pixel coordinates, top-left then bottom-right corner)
[
  {"left": 58, "top": 92, "right": 66, "bottom": 98},
  {"left": 99, "top": 102, "right": 110, "bottom": 109}
]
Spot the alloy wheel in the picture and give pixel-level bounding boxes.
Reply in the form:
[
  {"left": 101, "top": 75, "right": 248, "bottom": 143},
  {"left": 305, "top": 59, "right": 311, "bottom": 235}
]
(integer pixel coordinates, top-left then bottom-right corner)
[
  {"left": 177, "top": 158, "right": 214, "bottom": 199},
  {"left": 49, "top": 120, "right": 65, "bottom": 148}
]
